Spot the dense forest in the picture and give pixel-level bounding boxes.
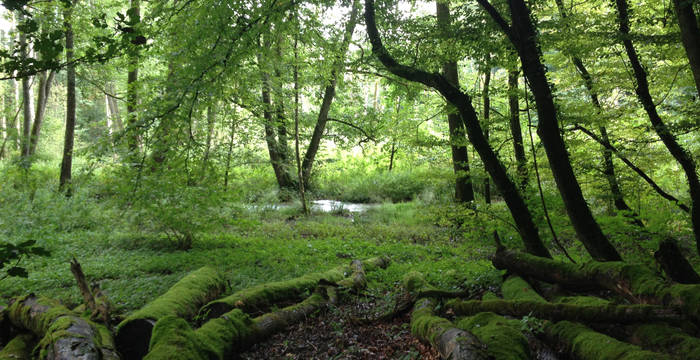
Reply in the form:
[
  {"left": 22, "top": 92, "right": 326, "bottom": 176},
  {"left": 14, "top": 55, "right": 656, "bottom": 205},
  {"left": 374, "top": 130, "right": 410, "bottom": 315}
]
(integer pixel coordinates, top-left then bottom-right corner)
[{"left": 0, "top": 0, "right": 699, "bottom": 358}]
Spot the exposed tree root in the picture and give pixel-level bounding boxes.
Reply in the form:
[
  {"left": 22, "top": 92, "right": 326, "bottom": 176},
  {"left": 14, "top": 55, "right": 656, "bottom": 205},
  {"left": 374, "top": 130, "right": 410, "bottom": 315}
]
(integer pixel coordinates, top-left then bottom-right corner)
[{"left": 115, "top": 266, "right": 227, "bottom": 360}]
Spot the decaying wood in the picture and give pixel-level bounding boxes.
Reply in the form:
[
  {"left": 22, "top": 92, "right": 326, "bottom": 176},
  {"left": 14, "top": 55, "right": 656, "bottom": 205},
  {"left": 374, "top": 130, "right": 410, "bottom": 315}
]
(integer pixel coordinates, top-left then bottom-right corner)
[
  {"left": 7, "top": 295, "right": 118, "bottom": 360},
  {"left": 115, "top": 266, "right": 227, "bottom": 360},
  {"left": 69, "top": 257, "right": 112, "bottom": 325}
]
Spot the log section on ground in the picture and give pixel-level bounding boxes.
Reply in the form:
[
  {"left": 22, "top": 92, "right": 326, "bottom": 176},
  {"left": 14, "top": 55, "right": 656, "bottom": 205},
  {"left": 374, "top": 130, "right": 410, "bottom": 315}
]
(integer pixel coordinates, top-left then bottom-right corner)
[
  {"left": 7, "top": 295, "right": 118, "bottom": 360},
  {"left": 199, "top": 256, "right": 389, "bottom": 320},
  {"left": 492, "top": 249, "right": 700, "bottom": 319},
  {"left": 628, "top": 323, "right": 700, "bottom": 359},
  {"left": 114, "top": 266, "right": 227, "bottom": 360},
  {"left": 447, "top": 299, "right": 683, "bottom": 324}
]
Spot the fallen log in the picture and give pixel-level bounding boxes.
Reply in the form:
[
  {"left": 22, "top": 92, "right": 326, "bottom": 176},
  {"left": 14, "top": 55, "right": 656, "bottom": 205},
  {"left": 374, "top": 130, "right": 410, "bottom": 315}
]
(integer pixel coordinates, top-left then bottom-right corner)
[
  {"left": 501, "top": 276, "right": 546, "bottom": 302},
  {"left": 199, "top": 256, "right": 389, "bottom": 320},
  {"left": 493, "top": 249, "right": 700, "bottom": 319},
  {"left": 0, "top": 333, "right": 34, "bottom": 360},
  {"left": 629, "top": 323, "right": 700, "bottom": 359},
  {"left": 115, "top": 266, "right": 227, "bottom": 360},
  {"left": 456, "top": 312, "right": 532, "bottom": 359},
  {"left": 411, "top": 297, "right": 490, "bottom": 360},
  {"left": 447, "top": 299, "right": 683, "bottom": 324},
  {"left": 7, "top": 295, "right": 118, "bottom": 360},
  {"left": 144, "top": 258, "right": 390, "bottom": 359},
  {"left": 543, "top": 320, "right": 670, "bottom": 360}
]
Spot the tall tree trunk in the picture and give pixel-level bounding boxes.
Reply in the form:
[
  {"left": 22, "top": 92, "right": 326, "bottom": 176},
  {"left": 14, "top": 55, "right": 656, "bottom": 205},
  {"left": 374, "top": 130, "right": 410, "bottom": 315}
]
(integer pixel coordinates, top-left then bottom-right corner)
[
  {"left": 482, "top": 68, "right": 491, "bottom": 204},
  {"left": 19, "top": 13, "right": 32, "bottom": 159},
  {"left": 1, "top": 73, "right": 17, "bottom": 158},
  {"left": 364, "top": 0, "right": 552, "bottom": 258},
  {"left": 59, "top": 6, "right": 76, "bottom": 196},
  {"left": 200, "top": 103, "right": 216, "bottom": 180},
  {"left": 614, "top": 0, "right": 700, "bottom": 254},
  {"left": 672, "top": 0, "right": 700, "bottom": 94},
  {"left": 553, "top": 0, "right": 636, "bottom": 218},
  {"left": 301, "top": 0, "right": 361, "bottom": 188},
  {"left": 293, "top": 34, "right": 308, "bottom": 214},
  {"left": 478, "top": 0, "right": 622, "bottom": 261},
  {"left": 223, "top": 108, "right": 236, "bottom": 189},
  {"left": 28, "top": 70, "right": 55, "bottom": 156},
  {"left": 508, "top": 68, "right": 528, "bottom": 192},
  {"left": 260, "top": 47, "right": 295, "bottom": 191},
  {"left": 106, "top": 82, "right": 123, "bottom": 132},
  {"left": 126, "top": 0, "right": 140, "bottom": 156},
  {"left": 436, "top": 0, "right": 474, "bottom": 203}
]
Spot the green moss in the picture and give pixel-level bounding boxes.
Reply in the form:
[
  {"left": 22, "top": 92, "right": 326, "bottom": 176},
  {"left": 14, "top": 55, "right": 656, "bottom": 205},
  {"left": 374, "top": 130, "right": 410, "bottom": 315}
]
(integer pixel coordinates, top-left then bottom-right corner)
[
  {"left": 481, "top": 291, "right": 499, "bottom": 301},
  {"left": 553, "top": 296, "right": 610, "bottom": 306},
  {"left": 0, "top": 333, "right": 34, "bottom": 360},
  {"left": 196, "top": 309, "right": 255, "bottom": 358},
  {"left": 144, "top": 316, "right": 211, "bottom": 360},
  {"left": 7, "top": 296, "right": 74, "bottom": 336},
  {"left": 118, "top": 266, "right": 226, "bottom": 332},
  {"left": 409, "top": 298, "right": 452, "bottom": 345},
  {"left": 457, "top": 312, "right": 531, "bottom": 360},
  {"left": 632, "top": 324, "right": 700, "bottom": 359},
  {"left": 501, "top": 276, "right": 546, "bottom": 302},
  {"left": 546, "top": 321, "right": 670, "bottom": 360}
]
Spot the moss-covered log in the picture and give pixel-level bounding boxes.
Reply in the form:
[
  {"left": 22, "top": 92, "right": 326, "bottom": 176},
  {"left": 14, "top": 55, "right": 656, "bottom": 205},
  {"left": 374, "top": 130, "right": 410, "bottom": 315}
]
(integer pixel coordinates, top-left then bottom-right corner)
[
  {"left": 501, "top": 276, "right": 546, "bottom": 302},
  {"left": 115, "top": 266, "right": 226, "bottom": 360},
  {"left": 144, "top": 286, "right": 336, "bottom": 359},
  {"left": 543, "top": 320, "right": 670, "bottom": 360},
  {"left": 199, "top": 256, "right": 389, "bottom": 321},
  {"left": 447, "top": 299, "right": 682, "bottom": 324},
  {"left": 410, "top": 297, "right": 490, "bottom": 360},
  {"left": 336, "top": 260, "right": 367, "bottom": 291},
  {"left": 7, "top": 295, "right": 118, "bottom": 360},
  {"left": 629, "top": 323, "right": 700, "bottom": 359},
  {"left": 456, "top": 312, "right": 532, "bottom": 359},
  {"left": 493, "top": 249, "right": 700, "bottom": 319},
  {"left": 0, "top": 333, "right": 34, "bottom": 360}
]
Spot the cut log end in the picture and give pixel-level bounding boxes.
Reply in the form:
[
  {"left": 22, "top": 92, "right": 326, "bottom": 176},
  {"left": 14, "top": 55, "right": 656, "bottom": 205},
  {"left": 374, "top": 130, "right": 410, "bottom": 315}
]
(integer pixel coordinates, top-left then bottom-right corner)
[{"left": 114, "top": 318, "right": 155, "bottom": 360}]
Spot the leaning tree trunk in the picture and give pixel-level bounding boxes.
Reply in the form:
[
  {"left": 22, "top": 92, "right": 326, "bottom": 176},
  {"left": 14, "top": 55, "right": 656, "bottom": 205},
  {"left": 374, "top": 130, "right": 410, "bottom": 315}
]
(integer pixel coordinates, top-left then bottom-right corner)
[
  {"left": 59, "top": 7, "right": 76, "bottom": 196},
  {"left": 478, "top": 0, "right": 622, "bottom": 261},
  {"left": 28, "top": 70, "right": 55, "bottom": 156},
  {"left": 614, "top": 0, "right": 700, "bottom": 256},
  {"left": 365, "top": 0, "right": 551, "bottom": 258},
  {"left": 301, "top": 0, "right": 361, "bottom": 189},
  {"left": 436, "top": 0, "right": 475, "bottom": 203},
  {"left": 482, "top": 68, "right": 492, "bottom": 204}
]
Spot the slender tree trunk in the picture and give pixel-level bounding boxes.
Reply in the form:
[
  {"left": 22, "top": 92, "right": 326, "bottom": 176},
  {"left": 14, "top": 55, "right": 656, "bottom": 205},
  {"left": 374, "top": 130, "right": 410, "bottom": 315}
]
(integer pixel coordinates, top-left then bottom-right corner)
[
  {"left": 672, "top": 0, "right": 700, "bottom": 94},
  {"left": 508, "top": 68, "right": 527, "bottom": 192},
  {"left": 479, "top": 0, "right": 622, "bottom": 261},
  {"left": 28, "top": 70, "right": 55, "bottom": 156},
  {"left": 293, "top": 34, "right": 308, "bottom": 214},
  {"left": 19, "top": 13, "right": 32, "bottom": 159},
  {"left": 365, "top": 0, "right": 552, "bottom": 258},
  {"left": 553, "top": 0, "right": 636, "bottom": 218},
  {"left": 223, "top": 109, "right": 236, "bottom": 189},
  {"left": 482, "top": 68, "right": 491, "bottom": 204},
  {"left": 106, "top": 82, "right": 123, "bottom": 132},
  {"left": 126, "top": 0, "right": 140, "bottom": 156},
  {"left": 388, "top": 142, "right": 396, "bottom": 171},
  {"left": 301, "top": 0, "right": 361, "bottom": 188},
  {"left": 200, "top": 103, "right": 216, "bottom": 180},
  {"left": 59, "top": 7, "right": 76, "bottom": 196},
  {"left": 1, "top": 74, "right": 17, "bottom": 158},
  {"left": 614, "top": 0, "right": 700, "bottom": 254},
  {"left": 436, "top": 0, "right": 474, "bottom": 203}
]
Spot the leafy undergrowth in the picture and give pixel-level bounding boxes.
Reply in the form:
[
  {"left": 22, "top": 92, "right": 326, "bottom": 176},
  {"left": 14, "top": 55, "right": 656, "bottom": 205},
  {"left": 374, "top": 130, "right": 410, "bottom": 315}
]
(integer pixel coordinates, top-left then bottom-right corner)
[{"left": 240, "top": 294, "right": 439, "bottom": 360}]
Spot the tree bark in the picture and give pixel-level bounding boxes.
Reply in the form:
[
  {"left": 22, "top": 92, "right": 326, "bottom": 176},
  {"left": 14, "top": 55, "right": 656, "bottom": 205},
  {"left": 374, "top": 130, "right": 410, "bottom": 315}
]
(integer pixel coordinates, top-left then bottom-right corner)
[
  {"left": 614, "top": 0, "right": 700, "bottom": 255},
  {"left": 672, "top": 0, "right": 700, "bottom": 94},
  {"left": 19, "top": 13, "right": 32, "bottom": 159},
  {"left": 200, "top": 103, "right": 216, "bottom": 180},
  {"left": 301, "top": 0, "right": 360, "bottom": 188},
  {"left": 59, "top": 9, "right": 76, "bottom": 196},
  {"left": 482, "top": 68, "right": 491, "bottom": 204},
  {"left": 106, "top": 82, "right": 124, "bottom": 132},
  {"left": 126, "top": 0, "right": 140, "bottom": 156},
  {"left": 654, "top": 238, "right": 700, "bottom": 284},
  {"left": 8, "top": 296, "right": 119, "bottom": 360},
  {"left": 28, "top": 70, "right": 55, "bottom": 156},
  {"left": 508, "top": 68, "right": 527, "bottom": 192},
  {"left": 365, "top": 0, "right": 551, "bottom": 258},
  {"left": 479, "top": 0, "right": 621, "bottom": 261},
  {"left": 436, "top": 0, "right": 474, "bottom": 203}
]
